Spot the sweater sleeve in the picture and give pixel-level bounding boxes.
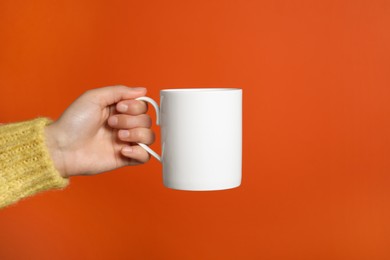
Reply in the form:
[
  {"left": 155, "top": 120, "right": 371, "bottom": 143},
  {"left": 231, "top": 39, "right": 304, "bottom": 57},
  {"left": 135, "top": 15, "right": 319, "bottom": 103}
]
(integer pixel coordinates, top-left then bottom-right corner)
[{"left": 0, "top": 118, "right": 69, "bottom": 208}]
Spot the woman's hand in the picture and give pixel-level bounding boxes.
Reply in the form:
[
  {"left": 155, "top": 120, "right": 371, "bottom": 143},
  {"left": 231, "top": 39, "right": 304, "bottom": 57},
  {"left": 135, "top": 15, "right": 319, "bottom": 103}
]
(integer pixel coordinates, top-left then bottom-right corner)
[{"left": 44, "top": 86, "right": 155, "bottom": 178}]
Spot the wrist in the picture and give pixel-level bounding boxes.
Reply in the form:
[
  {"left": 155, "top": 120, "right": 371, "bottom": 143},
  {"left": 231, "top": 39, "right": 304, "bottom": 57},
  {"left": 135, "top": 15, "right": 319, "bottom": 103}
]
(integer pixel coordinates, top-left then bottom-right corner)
[{"left": 44, "top": 123, "right": 68, "bottom": 178}]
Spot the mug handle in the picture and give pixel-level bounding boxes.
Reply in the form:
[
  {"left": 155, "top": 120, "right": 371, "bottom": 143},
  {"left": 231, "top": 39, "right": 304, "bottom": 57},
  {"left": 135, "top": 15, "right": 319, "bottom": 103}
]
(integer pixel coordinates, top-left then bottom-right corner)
[{"left": 135, "top": 96, "right": 162, "bottom": 162}]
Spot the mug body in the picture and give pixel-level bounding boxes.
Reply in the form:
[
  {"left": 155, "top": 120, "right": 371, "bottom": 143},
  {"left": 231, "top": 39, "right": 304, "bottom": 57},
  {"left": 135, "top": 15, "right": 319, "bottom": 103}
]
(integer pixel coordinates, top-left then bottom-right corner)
[{"left": 160, "top": 88, "right": 242, "bottom": 191}]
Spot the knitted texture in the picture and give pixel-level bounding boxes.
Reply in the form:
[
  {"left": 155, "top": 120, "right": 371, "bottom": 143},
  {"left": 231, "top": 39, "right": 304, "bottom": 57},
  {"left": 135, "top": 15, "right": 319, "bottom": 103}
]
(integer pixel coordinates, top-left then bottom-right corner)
[{"left": 0, "top": 118, "right": 69, "bottom": 208}]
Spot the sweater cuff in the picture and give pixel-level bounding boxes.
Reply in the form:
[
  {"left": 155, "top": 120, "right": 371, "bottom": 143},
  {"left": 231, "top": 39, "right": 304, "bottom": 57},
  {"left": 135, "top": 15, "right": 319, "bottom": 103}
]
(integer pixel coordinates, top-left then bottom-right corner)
[{"left": 0, "top": 118, "right": 69, "bottom": 208}]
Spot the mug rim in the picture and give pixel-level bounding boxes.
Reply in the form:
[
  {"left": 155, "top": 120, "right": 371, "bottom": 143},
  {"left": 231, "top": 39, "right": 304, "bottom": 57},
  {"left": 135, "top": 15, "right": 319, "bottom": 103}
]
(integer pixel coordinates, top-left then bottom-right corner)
[{"left": 161, "top": 88, "right": 241, "bottom": 93}]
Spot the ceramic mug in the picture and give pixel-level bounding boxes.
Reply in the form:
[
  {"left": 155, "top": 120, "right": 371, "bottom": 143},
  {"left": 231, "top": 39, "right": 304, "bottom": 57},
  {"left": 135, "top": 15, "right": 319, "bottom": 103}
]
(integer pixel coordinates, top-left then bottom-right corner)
[{"left": 136, "top": 88, "right": 242, "bottom": 191}]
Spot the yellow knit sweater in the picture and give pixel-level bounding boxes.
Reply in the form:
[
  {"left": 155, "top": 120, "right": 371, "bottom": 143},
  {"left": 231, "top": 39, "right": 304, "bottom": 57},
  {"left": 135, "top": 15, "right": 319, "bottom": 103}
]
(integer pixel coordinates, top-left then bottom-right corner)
[{"left": 0, "top": 118, "right": 69, "bottom": 208}]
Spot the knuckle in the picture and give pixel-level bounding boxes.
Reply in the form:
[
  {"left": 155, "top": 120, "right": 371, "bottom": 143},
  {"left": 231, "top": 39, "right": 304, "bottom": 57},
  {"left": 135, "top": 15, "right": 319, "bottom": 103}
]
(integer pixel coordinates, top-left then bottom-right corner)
[
  {"left": 127, "top": 101, "right": 140, "bottom": 113},
  {"left": 116, "top": 85, "right": 128, "bottom": 91},
  {"left": 131, "top": 129, "right": 153, "bottom": 143},
  {"left": 142, "top": 152, "right": 151, "bottom": 163},
  {"left": 127, "top": 100, "right": 147, "bottom": 115},
  {"left": 125, "top": 116, "right": 136, "bottom": 127},
  {"left": 134, "top": 129, "right": 144, "bottom": 140},
  {"left": 143, "top": 129, "right": 155, "bottom": 144},
  {"left": 84, "top": 89, "right": 93, "bottom": 95},
  {"left": 122, "top": 115, "right": 151, "bottom": 128},
  {"left": 127, "top": 129, "right": 136, "bottom": 140},
  {"left": 135, "top": 146, "right": 151, "bottom": 163},
  {"left": 149, "top": 130, "right": 156, "bottom": 144},
  {"left": 140, "top": 114, "right": 152, "bottom": 126}
]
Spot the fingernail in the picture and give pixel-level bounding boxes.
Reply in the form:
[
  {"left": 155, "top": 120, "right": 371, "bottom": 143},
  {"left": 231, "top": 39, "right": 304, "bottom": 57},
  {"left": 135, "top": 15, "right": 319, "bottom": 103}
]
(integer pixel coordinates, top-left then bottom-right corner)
[
  {"left": 133, "top": 87, "right": 146, "bottom": 91},
  {"left": 108, "top": 116, "right": 118, "bottom": 125},
  {"left": 123, "top": 146, "right": 133, "bottom": 153},
  {"left": 119, "top": 130, "right": 129, "bottom": 138},
  {"left": 117, "top": 103, "right": 128, "bottom": 112}
]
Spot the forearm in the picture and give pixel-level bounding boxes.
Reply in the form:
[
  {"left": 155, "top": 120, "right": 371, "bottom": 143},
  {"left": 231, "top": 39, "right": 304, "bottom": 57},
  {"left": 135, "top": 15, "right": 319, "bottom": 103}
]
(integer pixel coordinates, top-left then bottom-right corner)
[{"left": 0, "top": 118, "right": 69, "bottom": 208}]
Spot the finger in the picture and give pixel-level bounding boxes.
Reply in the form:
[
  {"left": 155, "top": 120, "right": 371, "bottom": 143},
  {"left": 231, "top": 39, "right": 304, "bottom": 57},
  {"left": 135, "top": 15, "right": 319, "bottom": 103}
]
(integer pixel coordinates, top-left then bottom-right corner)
[
  {"left": 108, "top": 114, "right": 152, "bottom": 129},
  {"left": 116, "top": 99, "right": 148, "bottom": 115},
  {"left": 118, "top": 128, "right": 155, "bottom": 145},
  {"left": 83, "top": 85, "right": 147, "bottom": 108},
  {"left": 121, "top": 145, "right": 151, "bottom": 163}
]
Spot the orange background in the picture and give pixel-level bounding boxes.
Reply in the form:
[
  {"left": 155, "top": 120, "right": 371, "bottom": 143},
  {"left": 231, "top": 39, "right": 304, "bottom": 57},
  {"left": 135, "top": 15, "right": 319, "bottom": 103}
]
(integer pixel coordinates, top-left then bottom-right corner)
[{"left": 1, "top": 0, "right": 389, "bottom": 259}]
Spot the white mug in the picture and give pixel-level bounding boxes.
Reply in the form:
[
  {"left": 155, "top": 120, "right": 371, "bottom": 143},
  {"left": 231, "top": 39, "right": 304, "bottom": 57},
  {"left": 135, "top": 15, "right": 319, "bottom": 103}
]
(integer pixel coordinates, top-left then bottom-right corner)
[{"left": 136, "top": 88, "right": 242, "bottom": 191}]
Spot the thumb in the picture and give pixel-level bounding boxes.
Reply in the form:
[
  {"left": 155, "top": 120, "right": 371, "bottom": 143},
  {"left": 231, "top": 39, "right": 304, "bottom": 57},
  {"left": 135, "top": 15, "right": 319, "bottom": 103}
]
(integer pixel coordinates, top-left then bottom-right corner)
[{"left": 85, "top": 85, "right": 147, "bottom": 108}]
